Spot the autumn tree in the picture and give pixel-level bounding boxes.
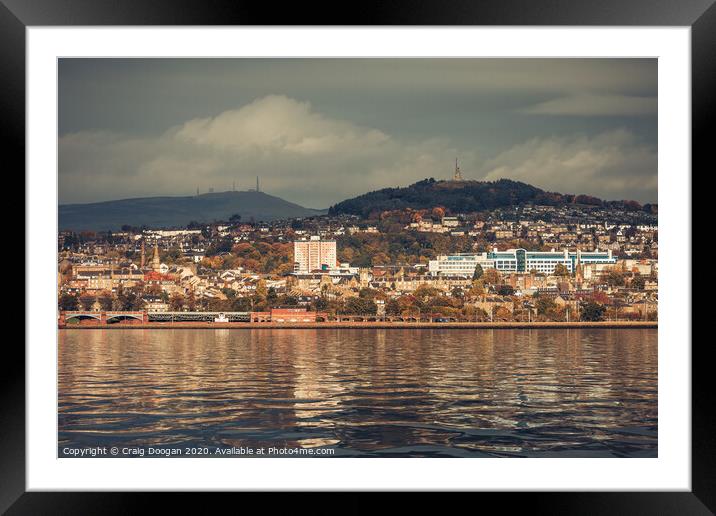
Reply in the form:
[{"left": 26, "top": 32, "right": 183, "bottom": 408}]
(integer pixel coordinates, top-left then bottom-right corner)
[
  {"left": 343, "top": 297, "right": 377, "bottom": 315},
  {"left": 468, "top": 280, "right": 485, "bottom": 299},
  {"left": 187, "top": 289, "right": 197, "bottom": 311},
  {"left": 536, "top": 296, "right": 557, "bottom": 318},
  {"left": 145, "top": 284, "right": 162, "bottom": 297},
  {"left": 98, "top": 296, "right": 113, "bottom": 311},
  {"left": 255, "top": 279, "right": 268, "bottom": 300},
  {"left": 431, "top": 206, "right": 446, "bottom": 220},
  {"left": 169, "top": 293, "right": 185, "bottom": 311},
  {"left": 482, "top": 268, "right": 502, "bottom": 285},
  {"left": 631, "top": 275, "right": 646, "bottom": 290},
  {"left": 413, "top": 285, "right": 440, "bottom": 300},
  {"left": 58, "top": 293, "right": 79, "bottom": 311},
  {"left": 116, "top": 286, "right": 143, "bottom": 311},
  {"left": 604, "top": 268, "right": 626, "bottom": 287},
  {"left": 553, "top": 263, "right": 570, "bottom": 276}
]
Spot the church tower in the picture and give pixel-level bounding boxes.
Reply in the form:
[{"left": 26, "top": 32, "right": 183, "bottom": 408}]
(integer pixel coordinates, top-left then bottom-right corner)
[
  {"left": 140, "top": 240, "right": 146, "bottom": 269},
  {"left": 152, "top": 242, "right": 161, "bottom": 272},
  {"left": 575, "top": 249, "right": 584, "bottom": 286}
]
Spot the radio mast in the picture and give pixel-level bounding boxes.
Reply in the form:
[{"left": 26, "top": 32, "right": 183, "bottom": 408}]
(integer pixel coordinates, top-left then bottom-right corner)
[{"left": 453, "top": 158, "right": 463, "bottom": 181}]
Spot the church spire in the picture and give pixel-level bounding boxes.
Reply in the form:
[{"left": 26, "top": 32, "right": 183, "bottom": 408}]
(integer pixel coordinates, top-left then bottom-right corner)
[
  {"left": 575, "top": 249, "right": 583, "bottom": 285},
  {"left": 152, "top": 241, "right": 161, "bottom": 272}
]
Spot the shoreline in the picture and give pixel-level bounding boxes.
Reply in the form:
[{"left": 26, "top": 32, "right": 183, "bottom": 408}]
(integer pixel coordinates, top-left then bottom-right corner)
[{"left": 59, "top": 321, "right": 657, "bottom": 330}]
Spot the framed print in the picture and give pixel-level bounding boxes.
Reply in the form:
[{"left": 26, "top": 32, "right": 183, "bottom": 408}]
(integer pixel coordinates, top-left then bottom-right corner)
[{"left": 4, "top": 0, "right": 711, "bottom": 512}]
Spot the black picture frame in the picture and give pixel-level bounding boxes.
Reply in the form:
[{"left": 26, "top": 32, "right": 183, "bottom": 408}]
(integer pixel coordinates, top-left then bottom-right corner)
[{"left": 3, "top": 0, "right": 709, "bottom": 512}]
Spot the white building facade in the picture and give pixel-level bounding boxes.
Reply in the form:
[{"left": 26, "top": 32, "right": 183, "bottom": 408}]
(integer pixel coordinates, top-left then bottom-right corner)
[
  {"left": 429, "top": 248, "right": 616, "bottom": 276},
  {"left": 293, "top": 236, "right": 337, "bottom": 273},
  {"left": 428, "top": 253, "right": 496, "bottom": 276}
]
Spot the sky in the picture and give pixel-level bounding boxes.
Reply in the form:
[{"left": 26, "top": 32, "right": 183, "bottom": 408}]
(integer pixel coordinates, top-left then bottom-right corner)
[{"left": 58, "top": 58, "right": 657, "bottom": 207}]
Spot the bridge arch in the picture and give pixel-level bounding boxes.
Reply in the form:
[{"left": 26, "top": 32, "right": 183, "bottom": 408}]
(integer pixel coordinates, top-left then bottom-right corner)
[
  {"left": 106, "top": 313, "right": 144, "bottom": 323},
  {"left": 64, "top": 313, "right": 102, "bottom": 322}
]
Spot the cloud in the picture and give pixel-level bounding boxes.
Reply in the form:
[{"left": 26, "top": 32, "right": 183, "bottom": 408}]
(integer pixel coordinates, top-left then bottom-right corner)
[
  {"left": 59, "top": 96, "right": 656, "bottom": 207},
  {"left": 481, "top": 129, "right": 657, "bottom": 201},
  {"left": 174, "top": 95, "right": 391, "bottom": 155},
  {"left": 521, "top": 94, "right": 657, "bottom": 116},
  {"left": 59, "top": 95, "right": 476, "bottom": 206}
]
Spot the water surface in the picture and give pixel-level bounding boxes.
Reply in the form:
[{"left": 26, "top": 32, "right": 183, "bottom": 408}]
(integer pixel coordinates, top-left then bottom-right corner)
[{"left": 58, "top": 328, "right": 657, "bottom": 457}]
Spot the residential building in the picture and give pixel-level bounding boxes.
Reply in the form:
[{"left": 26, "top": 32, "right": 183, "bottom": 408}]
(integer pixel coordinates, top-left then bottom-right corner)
[{"left": 293, "top": 236, "right": 337, "bottom": 273}]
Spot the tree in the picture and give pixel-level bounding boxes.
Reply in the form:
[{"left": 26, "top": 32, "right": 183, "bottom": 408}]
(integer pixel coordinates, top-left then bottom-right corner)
[
  {"left": 482, "top": 268, "right": 501, "bottom": 285},
  {"left": 117, "top": 287, "right": 143, "bottom": 311},
  {"left": 463, "top": 305, "right": 488, "bottom": 321},
  {"left": 58, "top": 293, "right": 79, "bottom": 311},
  {"left": 146, "top": 284, "right": 162, "bottom": 297},
  {"left": 494, "top": 306, "right": 513, "bottom": 322},
  {"left": 163, "top": 246, "right": 182, "bottom": 264},
  {"left": 231, "top": 296, "right": 254, "bottom": 312},
  {"left": 187, "top": 289, "right": 197, "bottom": 311},
  {"left": 591, "top": 290, "right": 610, "bottom": 305},
  {"left": 451, "top": 287, "right": 464, "bottom": 299},
  {"left": 472, "top": 263, "right": 484, "bottom": 280},
  {"left": 358, "top": 288, "right": 376, "bottom": 300},
  {"left": 495, "top": 284, "right": 514, "bottom": 296},
  {"left": 266, "top": 287, "right": 278, "bottom": 306},
  {"left": 431, "top": 206, "right": 445, "bottom": 220},
  {"left": 98, "top": 296, "right": 113, "bottom": 311},
  {"left": 386, "top": 298, "right": 401, "bottom": 316},
  {"left": 553, "top": 263, "right": 570, "bottom": 277},
  {"left": 313, "top": 296, "right": 329, "bottom": 311},
  {"left": 371, "top": 252, "right": 391, "bottom": 266},
  {"left": 413, "top": 285, "right": 440, "bottom": 299},
  {"left": 343, "top": 297, "right": 377, "bottom": 315},
  {"left": 255, "top": 279, "right": 268, "bottom": 300},
  {"left": 605, "top": 268, "right": 626, "bottom": 287},
  {"left": 631, "top": 275, "right": 646, "bottom": 290},
  {"left": 468, "top": 280, "right": 485, "bottom": 299},
  {"left": 169, "top": 293, "right": 185, "bottom": 311},
  {"left": 536, "top": 296, "right": 557, "bottom": 317},
  {"left": 580, "top": 301, "right": 606, "bottom": 321}
]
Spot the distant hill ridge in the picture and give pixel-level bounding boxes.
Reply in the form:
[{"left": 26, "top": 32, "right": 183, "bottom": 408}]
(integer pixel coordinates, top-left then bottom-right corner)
[
  {"left": 59, "top": 190, "right": 325, "bottom": 231},
  {"left": 328, "top": 178, "right": 657, "bottom": 218}
]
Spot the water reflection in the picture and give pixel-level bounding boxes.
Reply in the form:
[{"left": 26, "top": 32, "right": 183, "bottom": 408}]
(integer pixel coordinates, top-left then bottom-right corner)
[{"left": 58, "top": 329, "right": 657, "bottom": 457}]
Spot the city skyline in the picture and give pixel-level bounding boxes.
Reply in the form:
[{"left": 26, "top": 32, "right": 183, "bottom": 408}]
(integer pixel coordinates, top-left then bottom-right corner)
[{"left": 59, "top": 58, "right": 658, "bottom": 207}]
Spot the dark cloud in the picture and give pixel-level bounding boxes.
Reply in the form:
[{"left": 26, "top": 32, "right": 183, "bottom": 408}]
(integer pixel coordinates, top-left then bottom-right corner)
[{"left": 59, "top": 59, "right": 657, "bottom": 206}]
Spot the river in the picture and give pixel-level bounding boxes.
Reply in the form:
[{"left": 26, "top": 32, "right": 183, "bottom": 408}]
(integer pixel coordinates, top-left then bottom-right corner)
[{"left": 58, "top": 328, "right": 657, "bottom": 457}]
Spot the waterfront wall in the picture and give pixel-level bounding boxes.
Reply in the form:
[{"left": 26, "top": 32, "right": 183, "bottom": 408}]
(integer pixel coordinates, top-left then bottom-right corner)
[{"left": 59, "top": 321, "right": 657, "bottom": 330}]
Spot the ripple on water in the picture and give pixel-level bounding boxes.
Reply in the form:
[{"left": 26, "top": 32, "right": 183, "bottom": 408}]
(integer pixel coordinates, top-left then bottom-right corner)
[{"left": 58, "top": 328, "right": 657, "bottom": 457}]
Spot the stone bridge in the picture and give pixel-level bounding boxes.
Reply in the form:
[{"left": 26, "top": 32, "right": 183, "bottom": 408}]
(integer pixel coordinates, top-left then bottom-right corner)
[
  {"left": 59, "top": 311, "right": 251, "bottom": 324},
  {"left": 60, "top": 311, "right": 147, "bottom": 324}
]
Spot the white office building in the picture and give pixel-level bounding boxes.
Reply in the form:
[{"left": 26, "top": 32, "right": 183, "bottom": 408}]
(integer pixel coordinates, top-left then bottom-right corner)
[
  {"left": 428, "top": 253, "right": 496, "bottom": 276},
  {"left": 429, "top": 248, "right": 616, "bottom": 276}
]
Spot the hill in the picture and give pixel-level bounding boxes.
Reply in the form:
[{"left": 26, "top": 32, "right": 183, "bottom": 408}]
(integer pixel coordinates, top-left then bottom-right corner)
[
  {"left": 328, "top": 178, "right": 655, "bottom": 218},
  {"left": 59, "top": 191, "right": 325, "bottom": 231}
]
